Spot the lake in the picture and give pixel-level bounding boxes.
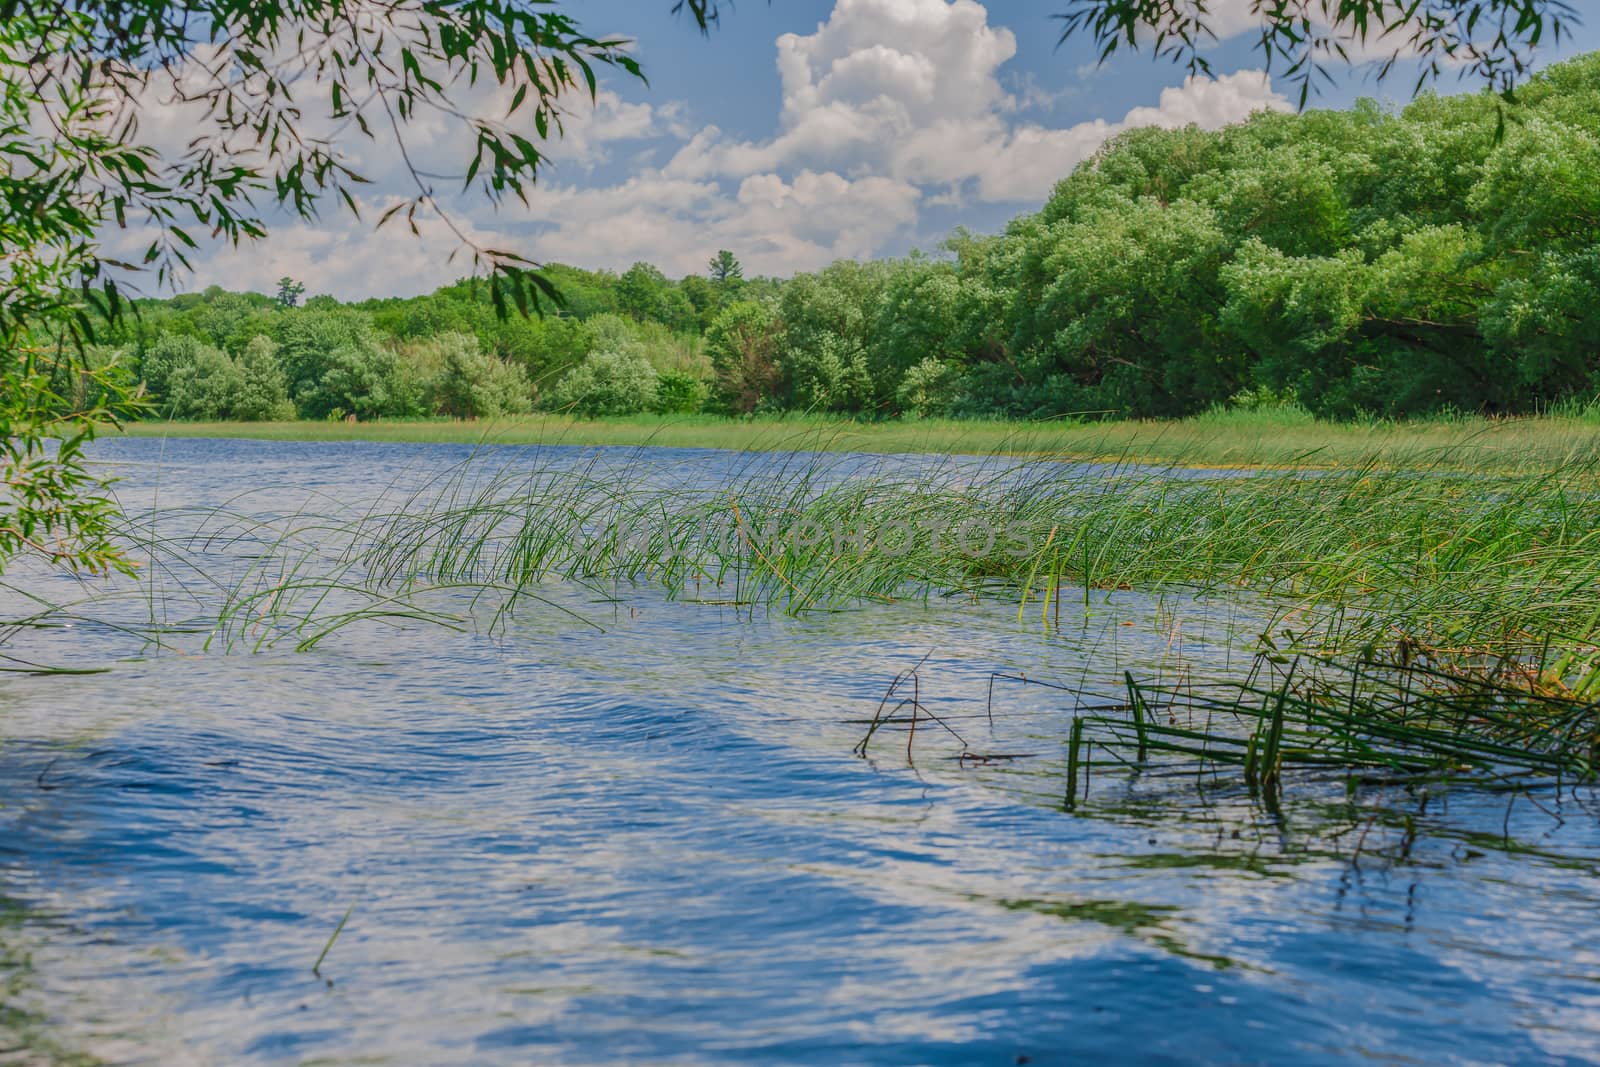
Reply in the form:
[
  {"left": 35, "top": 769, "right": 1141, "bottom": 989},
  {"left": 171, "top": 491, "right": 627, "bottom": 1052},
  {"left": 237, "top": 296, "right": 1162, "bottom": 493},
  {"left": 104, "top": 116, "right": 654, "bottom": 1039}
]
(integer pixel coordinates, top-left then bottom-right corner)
[{"left": 1, "top": 438, "right": 1596, "bottom": 1065}]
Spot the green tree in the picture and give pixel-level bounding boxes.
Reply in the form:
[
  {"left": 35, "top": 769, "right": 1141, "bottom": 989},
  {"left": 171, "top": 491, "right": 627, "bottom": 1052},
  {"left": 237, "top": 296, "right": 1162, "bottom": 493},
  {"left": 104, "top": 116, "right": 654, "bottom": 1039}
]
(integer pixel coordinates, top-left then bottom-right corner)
[
  {"left": 299, "top": 339, "right": 420, "bottom": 421},
  {"left": 138, "top": 333, "right": 208, "bottom": 408},
  {"left": 548, "top": 348, "right": 659, "bottom": 417},
  {"left": 1012, "top": 196, "right": 1237, "bottom": 417},
  {"left": 1470, "top": 116, "right": 1600, "bottom": 253},
  {"left": 615, "top": 262, "right": 697, "bottom": 332},
  {"left": 708, "top": 250, "right": 743, "bottom": 285},
  {"left": 1481, "top": 248, "right": 1600, "bottom": 398},
  {"left": 774, "top": 261, "right": 886, "bottom": 413},
  {"left": 536, "top": 265, "right": 621, "bottom": 319},
  {"left": 423, "top": 332, "right": 532, "bottom": 418},
  {"left": 271, "top": 308, "right": 384, "bottom": 409},
  {"left": 233, "top": 336, "right": 296, "bottom": 421},
  {"left": 0, "top": 349, "right": 137, "bottom": 573},
  {"left": 275, "top": 278, "right": 307, "bottom": 309},
  {"left": 184, "top": 288, "right": 277, "bottom": 351},
  {"left": 678, "top": 274, "right": 721, "bottom": 333},
  {"left": 167, "top": 344, "right": 246, "bottom": 420},
  {"left": 704, "top": 301, "right": 780, "bottom": 414},
  {"left": 869, "top": 258, "right": 964, "bottom": 411}
]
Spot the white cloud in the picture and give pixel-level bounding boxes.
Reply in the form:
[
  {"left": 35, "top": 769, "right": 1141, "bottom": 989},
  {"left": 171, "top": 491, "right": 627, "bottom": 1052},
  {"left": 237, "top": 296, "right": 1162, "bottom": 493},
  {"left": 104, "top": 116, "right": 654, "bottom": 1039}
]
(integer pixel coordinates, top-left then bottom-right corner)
[
  {"left": 656, "top": 0, "right": 1286, "bottom": 202},
  {"left": 662, "top": 0, "right": 1018, "bottom": 186},
  {"left": 548, "top": 91, "right": 690, "bottom": 171},
  {"left": 160, "top": 0, "right": 1293, "bottom": 296},
  {"left": 1185, "top": 0, "right": 1271, "bottom": 43},
  {"left": 978, "top": 70, "right": 1287, "bottom": 201},
  {"left": 111, "top": 198, "right": 516, "bottom": 300},
  {"left": 515, "top": 169, "right": 922, "bottom": 279},
  {"left": 503, "top": 0, "right": 1286, "bottom": 283}
]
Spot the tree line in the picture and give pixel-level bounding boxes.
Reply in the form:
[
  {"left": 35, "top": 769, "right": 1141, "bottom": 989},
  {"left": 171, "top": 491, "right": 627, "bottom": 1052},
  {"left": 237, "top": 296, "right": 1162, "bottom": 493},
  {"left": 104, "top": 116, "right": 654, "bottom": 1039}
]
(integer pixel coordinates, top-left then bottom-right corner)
[{"left": 107, "top": 53, "right": 1600, "bottom": 424}]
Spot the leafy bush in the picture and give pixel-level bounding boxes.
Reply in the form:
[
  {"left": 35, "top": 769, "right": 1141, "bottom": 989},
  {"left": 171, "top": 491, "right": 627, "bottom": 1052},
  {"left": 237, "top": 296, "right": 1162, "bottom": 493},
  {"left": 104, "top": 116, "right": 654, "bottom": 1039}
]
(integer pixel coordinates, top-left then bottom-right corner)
[
  {"left": 775, "top": 262, "right": 883, "bottom": 412},
  {"left": 138, "top": 334, "right": 207, "bottom": 405},
  {"left": 895, "top": 358, "right": 965, "bottom": 418},
  {"left": 272, "top": 308, "right": 385, "bottom": 409},
  {"left": 298, "top": 340, "right": 420, "bottom": 421},
  {"left": 547, "top": 347, "right": 659, "bottom": 416},
  {"left": 165, "top": 344, "right": 245, "bottom": 420},
  {"left": 653, "top": 369, "right": 707, "bottom": 414},
  {"left": 232, "top": 336, "right": 296, "bottom": 421},
  {"left": 420, "top": 332, "right": 531, "bottom": 418},
  {"left": 870, "top": 259, "right": 964, "bottom": 410}
]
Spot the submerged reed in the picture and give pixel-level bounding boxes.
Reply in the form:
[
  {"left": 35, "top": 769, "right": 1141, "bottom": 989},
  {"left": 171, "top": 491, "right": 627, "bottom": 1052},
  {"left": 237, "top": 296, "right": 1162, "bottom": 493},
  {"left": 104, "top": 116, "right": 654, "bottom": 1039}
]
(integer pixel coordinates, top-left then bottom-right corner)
[{"left": 1064, "top": 653, "right": 1600, "bottom": 809}]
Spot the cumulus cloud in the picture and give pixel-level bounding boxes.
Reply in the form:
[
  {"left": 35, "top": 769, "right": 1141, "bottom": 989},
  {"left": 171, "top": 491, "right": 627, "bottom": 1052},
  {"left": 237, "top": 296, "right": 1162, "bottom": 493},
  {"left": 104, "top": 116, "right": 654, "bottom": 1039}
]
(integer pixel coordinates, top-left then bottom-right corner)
[
  {"left": 660, "top": 0, "right": 1284, "bottom": 201},
  {"left": 168, "top": 0, "right": 1292, "bottom": 296},
  {"left": 110, "top": 197, "right": 516, "bottom": 299},
  {"left": 548, "top": 91, "right": 690, "bottom": 171},
  {"left": 978, "top": 71, "right": 1289, "bottom": 201},
  {"left": 516, "top": 169, "right": 922, "bottom": 278},
  {"left": 660, "top": 0, "right": 1018, "bottom": 187},
  {"left": 484, "top": 0, "right": 1288, "bottom": 282}
]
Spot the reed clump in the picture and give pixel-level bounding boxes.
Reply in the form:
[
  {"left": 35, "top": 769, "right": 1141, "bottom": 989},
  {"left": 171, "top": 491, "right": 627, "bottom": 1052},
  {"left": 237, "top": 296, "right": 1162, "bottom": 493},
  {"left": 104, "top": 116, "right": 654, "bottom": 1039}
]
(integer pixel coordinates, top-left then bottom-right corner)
[
  {"left": 1060, "top": 653, "right": 1600, "bottom": 810},
  {"left": 8, "top": 438, "right": 1589, "bottom": 808},
  {"left": 853, "top": 647, "right": 1599, "bottom": 831},
  {"left": 59, "top": 441, "right": 1598, "bottom": 728},
  {"left": 323, "top": 449, "right": 1600, "bottom": 696}
]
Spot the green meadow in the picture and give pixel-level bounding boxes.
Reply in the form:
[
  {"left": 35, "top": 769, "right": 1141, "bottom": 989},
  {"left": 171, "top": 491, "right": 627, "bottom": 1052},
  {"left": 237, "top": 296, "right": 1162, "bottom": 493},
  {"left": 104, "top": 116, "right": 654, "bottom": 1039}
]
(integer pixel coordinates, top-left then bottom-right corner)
[{"left": 121, "top": 406, "right": 1600, "bottom": 474}]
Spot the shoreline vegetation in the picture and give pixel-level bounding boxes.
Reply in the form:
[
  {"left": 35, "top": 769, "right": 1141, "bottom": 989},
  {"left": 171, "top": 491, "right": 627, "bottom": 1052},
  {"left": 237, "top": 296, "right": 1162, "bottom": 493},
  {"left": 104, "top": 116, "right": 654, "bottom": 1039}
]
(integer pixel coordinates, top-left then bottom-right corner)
[
  {"left": 114, "top": 422, "right": 1600, "bottom": 689},
  {"left": 118, "top": 408, "right": 1600, "bottom": 473}
]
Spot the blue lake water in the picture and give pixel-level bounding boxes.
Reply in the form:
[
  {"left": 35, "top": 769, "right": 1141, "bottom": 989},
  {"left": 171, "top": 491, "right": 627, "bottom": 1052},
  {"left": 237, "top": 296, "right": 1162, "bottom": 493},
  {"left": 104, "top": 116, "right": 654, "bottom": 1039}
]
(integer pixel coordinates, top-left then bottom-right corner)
[{"left": 0, "top": 437, "right": 1596, "bottom": 1065}]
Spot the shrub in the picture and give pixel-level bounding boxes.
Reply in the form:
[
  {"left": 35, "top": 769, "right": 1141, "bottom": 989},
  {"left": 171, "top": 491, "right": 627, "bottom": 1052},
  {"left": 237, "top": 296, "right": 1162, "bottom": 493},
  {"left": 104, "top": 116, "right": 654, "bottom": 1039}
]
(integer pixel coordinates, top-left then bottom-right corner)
[
  {"left": 272, "top": 308, "right": 385, "bottom": 407},
  {"left": 703, "top": 300, "right": 781, "bottom": 414},
  {"left": 232, "top": 336, "right": 296, "bottom": 421},
  {"left": 138, "top": 333, "right": 207, "bottom": 405},
  {"left": 653, "top": 369, "right": 707, "bottom": 414},
  {"left": 166, "top": 344, "right": 244, "bottom": 420},
  {"left": 895, "top": 358, "right": 965, "bottom": 418},
  {"left": 547, "top": 347, "right": 659, "bottom": 416},
  {"left": 299, "top": 341, "right": 420, "bottom": 420},
  {"left": 422, "top": 332, "right": 531, "bottom": 418},
  {"left": 782, "top": 332, "right": 872, "bottom": 413},
  {"left": 774, "top": 262, "right": 883, "bottom": 413}
]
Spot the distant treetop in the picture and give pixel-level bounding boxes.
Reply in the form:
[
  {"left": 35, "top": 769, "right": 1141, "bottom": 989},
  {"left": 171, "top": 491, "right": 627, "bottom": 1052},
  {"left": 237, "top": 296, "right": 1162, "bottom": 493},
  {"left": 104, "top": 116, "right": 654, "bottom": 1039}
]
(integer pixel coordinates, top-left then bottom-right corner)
[{"left": 709, "top": 251, "right": 744, "bottom": 285}]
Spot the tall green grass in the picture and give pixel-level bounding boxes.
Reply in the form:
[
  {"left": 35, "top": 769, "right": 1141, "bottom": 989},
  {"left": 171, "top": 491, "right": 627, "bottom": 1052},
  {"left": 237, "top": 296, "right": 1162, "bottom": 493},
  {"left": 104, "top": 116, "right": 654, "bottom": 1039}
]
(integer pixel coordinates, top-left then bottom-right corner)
[
  {"left": 72, "top": 430, "right": 1600, "bottom": 707},
  {"left": 321, "top": 450, "right": 1599, "bottom": 688}
]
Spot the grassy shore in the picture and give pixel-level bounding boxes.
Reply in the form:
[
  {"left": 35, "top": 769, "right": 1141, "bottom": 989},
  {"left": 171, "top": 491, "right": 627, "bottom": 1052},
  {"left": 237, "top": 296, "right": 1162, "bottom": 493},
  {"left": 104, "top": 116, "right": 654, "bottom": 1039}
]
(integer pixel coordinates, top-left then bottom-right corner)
[{"left": 118, "top": 407, "right": 1600, "bottom": 473}]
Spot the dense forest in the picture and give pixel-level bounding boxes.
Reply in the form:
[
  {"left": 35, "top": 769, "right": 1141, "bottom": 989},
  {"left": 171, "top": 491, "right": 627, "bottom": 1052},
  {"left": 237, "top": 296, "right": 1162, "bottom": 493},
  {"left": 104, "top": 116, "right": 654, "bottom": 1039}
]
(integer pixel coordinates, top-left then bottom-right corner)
[{"left": 102, "top": 53, "right": 1600, "bottom": 424}]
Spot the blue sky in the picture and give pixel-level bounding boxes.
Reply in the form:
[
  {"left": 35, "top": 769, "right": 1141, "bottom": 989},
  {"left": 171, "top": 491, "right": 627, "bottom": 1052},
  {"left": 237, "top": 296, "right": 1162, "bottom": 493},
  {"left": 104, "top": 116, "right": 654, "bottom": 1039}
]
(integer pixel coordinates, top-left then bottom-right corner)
[{"left": 174, "top": 0, "right": 1600, "bottom": 299}]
